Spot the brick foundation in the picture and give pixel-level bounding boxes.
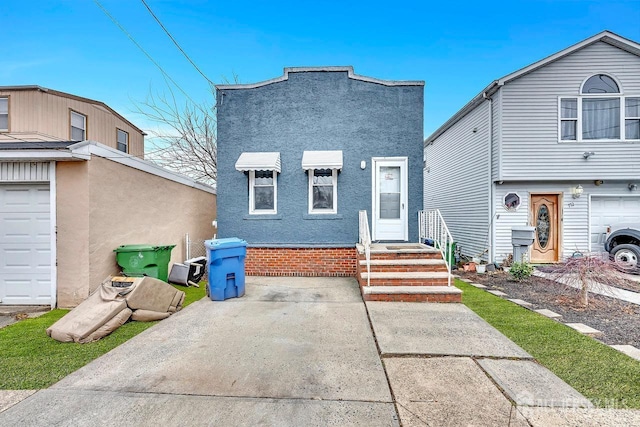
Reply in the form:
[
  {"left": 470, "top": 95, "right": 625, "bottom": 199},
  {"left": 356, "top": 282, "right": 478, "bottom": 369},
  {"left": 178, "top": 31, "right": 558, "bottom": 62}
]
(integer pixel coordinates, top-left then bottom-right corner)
[{"left": 245, "top": 247, "right": 357, "bottom": 277}]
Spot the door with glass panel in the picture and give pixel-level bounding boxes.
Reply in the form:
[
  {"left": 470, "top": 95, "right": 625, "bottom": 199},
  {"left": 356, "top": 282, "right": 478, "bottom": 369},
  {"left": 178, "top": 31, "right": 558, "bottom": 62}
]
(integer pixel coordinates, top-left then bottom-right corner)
[
  {"left": 530, "top": 194, "right": 560, "bottom": 263},
  {"left": 372, "top": 158, "right": 408, "bottom": 241}
]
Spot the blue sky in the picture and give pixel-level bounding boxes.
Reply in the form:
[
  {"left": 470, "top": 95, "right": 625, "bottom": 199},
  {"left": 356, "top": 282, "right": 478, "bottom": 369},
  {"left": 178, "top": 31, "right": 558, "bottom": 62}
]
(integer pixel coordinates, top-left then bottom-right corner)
[{"left": 2, "top": 0, "right": 640, "bottom": 138}]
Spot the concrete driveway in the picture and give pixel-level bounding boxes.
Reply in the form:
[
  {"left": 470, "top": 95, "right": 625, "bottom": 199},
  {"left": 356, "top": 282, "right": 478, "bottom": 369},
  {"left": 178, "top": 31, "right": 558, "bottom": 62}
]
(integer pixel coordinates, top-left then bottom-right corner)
[{"left": 2, "top": 276, "right": 639, "bottom": 426}]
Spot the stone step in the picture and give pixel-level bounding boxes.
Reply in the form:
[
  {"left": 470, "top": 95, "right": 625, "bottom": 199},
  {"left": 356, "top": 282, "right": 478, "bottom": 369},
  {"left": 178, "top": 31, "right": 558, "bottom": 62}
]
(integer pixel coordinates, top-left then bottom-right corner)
[{"left": 361, "top": 285, "right": 462, "bottom": 303}]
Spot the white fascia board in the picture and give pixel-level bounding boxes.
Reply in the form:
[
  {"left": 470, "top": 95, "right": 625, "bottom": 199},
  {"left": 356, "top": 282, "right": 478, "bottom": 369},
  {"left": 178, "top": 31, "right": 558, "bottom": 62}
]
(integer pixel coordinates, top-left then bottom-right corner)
[
  {"left": 216, "top": 66, "right": 424, "bottom": 90},
  {"left": 69, "top": 141, "right": 216, "bottom": 194},
  {"left": 497, "top": 31, "right": 640, "bottom": 85},
  {"left": 0, "top": 150, "right": 89, "bottom": 161}
]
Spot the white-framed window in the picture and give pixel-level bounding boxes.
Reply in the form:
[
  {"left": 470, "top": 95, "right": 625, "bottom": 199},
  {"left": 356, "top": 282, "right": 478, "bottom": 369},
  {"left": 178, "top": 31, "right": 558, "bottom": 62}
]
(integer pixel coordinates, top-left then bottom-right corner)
[
  {"left": 559, "top": 74, "right": 640, "bottom": 142},
  {"left": 308, "top": 168, "right": 337, "bottom": 214},
  {"left": 117, "top": 128, "right": 129, "bottom": 153},
  {"left": 70, "top": 110, "right": 87, "bottom": 141},
  {"left": 0, "top": 96, "right": 8, "bottom": 131},
  {"left": 249, "top": 170, "right": 277, "bottom": 214}
]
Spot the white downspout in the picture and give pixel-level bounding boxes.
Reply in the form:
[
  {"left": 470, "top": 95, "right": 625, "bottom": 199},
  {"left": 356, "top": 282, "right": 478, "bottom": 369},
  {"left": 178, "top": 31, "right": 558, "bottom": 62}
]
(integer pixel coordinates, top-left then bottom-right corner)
[{"left": 484, "top": 93, "right": 495, "bottom": 264}]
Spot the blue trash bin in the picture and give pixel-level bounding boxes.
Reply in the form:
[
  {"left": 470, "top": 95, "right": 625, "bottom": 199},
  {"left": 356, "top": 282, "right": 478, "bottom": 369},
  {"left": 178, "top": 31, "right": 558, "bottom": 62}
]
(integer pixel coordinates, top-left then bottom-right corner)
[{"left": 205, "top": 238, "right": 247, "bottom": 301}]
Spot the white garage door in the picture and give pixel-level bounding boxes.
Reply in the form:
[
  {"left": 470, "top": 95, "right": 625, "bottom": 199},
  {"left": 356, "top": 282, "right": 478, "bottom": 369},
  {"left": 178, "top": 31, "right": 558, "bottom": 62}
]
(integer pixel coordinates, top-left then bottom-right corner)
[
  {"left": 590, "top": 196, "right": 640, "bottom": 253},
  {"left": 0, "top": 184, "right": 51, "bottom": 305}
]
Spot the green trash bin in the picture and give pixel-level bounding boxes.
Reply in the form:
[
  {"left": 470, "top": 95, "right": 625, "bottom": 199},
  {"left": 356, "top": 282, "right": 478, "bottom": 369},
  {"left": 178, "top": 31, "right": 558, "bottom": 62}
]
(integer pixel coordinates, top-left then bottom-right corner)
[
  {"left": 435, "top": 241, "right": 457, "bottom": 268},
  {"left": 113, "top": 244, "right": 176, "bottom": 282}
]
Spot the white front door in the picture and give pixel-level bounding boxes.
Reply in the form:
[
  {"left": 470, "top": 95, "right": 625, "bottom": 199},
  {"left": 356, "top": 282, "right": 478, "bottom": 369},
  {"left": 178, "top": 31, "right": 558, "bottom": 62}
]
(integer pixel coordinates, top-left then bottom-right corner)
[
  {"left": 0, "top": 184, "right": 51, "bottom": 305},
  {"left": 372, "top": 157, "right": 408, "bottom": 241}
]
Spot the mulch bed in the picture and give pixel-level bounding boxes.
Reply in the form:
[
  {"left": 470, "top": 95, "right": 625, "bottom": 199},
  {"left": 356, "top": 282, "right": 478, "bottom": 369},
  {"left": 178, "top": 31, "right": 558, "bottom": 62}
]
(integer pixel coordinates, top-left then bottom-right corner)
[{"left": 458, "top": 270, "right": 640, "bottom": 348}]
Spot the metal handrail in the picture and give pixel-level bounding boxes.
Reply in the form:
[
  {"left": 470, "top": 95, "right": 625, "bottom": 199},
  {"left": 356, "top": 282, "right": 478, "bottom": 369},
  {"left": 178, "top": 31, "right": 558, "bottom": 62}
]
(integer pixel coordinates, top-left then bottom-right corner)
[
  {"left": 358, "top": 210, "right": 371, "bottom": 286},
  {"left": 419, "top": 209, "right": 453, "bottom": 286}
]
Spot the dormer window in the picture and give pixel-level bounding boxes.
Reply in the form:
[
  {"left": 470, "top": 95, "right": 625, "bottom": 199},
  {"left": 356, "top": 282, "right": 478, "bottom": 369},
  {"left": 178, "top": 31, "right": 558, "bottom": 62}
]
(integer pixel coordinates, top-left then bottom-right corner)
[{"left": 560, "top": 74, "right": 639, "bottom": 142}]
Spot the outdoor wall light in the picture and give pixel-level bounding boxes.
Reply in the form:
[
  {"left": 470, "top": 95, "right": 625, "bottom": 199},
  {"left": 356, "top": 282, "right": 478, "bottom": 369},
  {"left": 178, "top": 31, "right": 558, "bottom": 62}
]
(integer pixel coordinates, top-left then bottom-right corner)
[
  {"left": 629, "top": 183, "right": 638, "bottom": 191},
  {"left": 572, "top": 184, "right": 584, "bottom": 199},
  {"left": 360, "top": 160, "right": 366, "bottom": 170},
  {"left": 583, "top": 151, "right": 595, "bottom": 159}
]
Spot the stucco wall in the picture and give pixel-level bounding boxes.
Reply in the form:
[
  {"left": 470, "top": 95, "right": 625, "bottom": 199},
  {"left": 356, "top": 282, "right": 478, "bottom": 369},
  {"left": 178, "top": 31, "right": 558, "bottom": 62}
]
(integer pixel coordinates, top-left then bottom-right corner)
[
  {"left": 56, "top": 161, "right": 92, "bottom": 307},
  {"left": 56, "top": 156, "right": 216, "bottom": 307},
  {"left": 216, "top": 70, "right": 424, "bottom": 245}
]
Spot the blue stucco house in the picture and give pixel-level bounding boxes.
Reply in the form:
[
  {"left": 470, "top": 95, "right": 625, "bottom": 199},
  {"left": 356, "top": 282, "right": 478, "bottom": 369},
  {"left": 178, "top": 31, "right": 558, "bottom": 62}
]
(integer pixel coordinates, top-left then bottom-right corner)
[{"left": 215, "top": 67, "right": 425, "bottom": 276}]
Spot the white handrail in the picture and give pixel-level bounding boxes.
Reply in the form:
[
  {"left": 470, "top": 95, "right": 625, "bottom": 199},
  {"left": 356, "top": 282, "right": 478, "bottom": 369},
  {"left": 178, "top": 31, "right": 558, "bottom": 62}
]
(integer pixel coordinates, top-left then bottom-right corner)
[
  {"left": 358, "top": 210, "right": 371, "bottom": 287},
  {"left": 419, "top": 209, "right": 453, "bottom": 287}
]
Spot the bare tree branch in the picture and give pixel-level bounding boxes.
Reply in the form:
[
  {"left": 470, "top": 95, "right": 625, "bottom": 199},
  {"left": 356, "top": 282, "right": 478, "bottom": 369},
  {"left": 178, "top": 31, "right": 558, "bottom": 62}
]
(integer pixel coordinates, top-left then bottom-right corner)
[{"left": 133, "top": 83, "right": 217, "bottom": 187}]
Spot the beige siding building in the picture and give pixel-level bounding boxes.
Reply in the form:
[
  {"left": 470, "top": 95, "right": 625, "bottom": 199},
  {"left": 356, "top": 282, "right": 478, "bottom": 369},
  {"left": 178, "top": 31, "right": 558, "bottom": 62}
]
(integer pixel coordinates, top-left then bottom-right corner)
[
  {"left": 0, "top": 87, "right": 217, "bottom": 308},
  {"left": 0, "top": 86, "right": 145, "bottom": 157}
]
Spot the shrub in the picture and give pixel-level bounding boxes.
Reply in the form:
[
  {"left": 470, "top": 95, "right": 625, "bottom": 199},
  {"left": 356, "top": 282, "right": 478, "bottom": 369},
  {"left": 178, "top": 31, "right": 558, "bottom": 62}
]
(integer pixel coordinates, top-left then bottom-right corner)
[
  {"left": 544, "top": 254, "right": 627, "bottom": 307},
  {"left": 510, "top": 261, "right": 533, "bottom": 281}
]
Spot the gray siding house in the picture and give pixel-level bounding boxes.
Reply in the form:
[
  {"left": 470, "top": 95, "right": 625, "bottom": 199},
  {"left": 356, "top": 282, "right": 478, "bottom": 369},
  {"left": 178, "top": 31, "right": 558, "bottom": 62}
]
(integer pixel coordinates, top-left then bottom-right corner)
[
  {"left": 425, "top": 31, "right": 640, "bottom": 264},
  {"left": 216, "top": 67, "right": 424, "bottom": 275}
]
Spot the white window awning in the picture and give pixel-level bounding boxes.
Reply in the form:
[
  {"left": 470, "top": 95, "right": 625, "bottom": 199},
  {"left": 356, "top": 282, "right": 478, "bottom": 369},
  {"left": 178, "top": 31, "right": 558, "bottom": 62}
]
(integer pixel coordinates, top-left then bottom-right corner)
[
  {"left": 301, "top": 150, "right": 343, "bottom": 171},
  {"left": 235, "top": 152, "right": 281, "bottom": 173}
]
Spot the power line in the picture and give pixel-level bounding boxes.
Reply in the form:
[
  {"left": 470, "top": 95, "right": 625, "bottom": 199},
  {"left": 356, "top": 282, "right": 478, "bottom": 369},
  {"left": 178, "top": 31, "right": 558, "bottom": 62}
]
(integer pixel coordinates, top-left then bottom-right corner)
[
  {"left": 92, "top": 0, "right": 199, "bottom": 106},
  {"left": 140, "top": 0, "right": 215, "bottom": 87}
]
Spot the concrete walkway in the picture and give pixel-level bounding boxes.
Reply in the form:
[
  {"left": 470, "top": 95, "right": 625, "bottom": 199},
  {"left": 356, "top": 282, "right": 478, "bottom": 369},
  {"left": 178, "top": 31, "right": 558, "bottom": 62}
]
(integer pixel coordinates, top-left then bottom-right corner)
[{"left": 2, "top": 277, "right": 639, "bottom": 426}]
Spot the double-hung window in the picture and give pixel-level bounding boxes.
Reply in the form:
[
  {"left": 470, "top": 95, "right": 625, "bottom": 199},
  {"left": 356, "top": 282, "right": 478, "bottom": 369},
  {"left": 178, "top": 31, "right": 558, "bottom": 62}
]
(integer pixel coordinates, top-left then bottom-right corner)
[
  {"left": 309, "top": 169, "right": 337, "bottom": 214},
  {"left": 117, "top": 129, "right": 129, "bottom": 153},
  {"left": 560, "top": 74, "right": 639, "bottom": 141},
  {"left": 70, "top": 110, "right": 87, "bottom": 141},
  {"left": 250, "top": 170, "right": 277, "bottom": 214},
  {"left": 0, "top": 97, "right": 8, "bottom": 131},
  {"left": 235, "top": 152, "right": 281, "bottom": 215},
  {"left": 302, "top": 150, "right": 343, "bottom": 215}
]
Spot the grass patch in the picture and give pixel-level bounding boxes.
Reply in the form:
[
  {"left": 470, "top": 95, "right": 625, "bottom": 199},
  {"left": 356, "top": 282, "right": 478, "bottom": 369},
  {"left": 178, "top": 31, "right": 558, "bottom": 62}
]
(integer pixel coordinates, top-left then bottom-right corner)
[
  {"left": 0, "top": 284, "right": 205, "bottom": 390},
  {"left": 456, "top": 279, "right": 640, "bottom": 408}
]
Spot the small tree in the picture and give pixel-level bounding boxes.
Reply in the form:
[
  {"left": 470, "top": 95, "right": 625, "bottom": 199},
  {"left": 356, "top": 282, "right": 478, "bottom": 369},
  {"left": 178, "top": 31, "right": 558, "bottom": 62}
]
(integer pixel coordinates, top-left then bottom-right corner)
[
  {"left": 135, "top": 86, "right": 217, "bottom": 187},
  {"left": 546, "top": 254, "right": 627, "bottom": 307}
]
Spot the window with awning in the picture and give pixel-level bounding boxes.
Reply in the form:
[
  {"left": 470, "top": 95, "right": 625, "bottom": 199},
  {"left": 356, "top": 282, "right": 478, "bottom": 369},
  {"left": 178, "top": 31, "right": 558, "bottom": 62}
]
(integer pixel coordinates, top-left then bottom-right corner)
[
  {"left": 302, "top": 151, "right": 342, "bottom": 214},
  {"left": 236, "top": 152, "right": 281, "bottom": 214}
]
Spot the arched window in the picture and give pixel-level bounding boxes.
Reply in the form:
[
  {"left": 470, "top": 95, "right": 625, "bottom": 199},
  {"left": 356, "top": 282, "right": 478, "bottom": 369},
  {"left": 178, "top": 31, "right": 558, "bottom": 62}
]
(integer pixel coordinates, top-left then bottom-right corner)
[
  {"left": 560, "top": 74, "right": 639, "bottom": 141},
  {"left": 581, "top": 74, "right": 620, "bottom": 94}
]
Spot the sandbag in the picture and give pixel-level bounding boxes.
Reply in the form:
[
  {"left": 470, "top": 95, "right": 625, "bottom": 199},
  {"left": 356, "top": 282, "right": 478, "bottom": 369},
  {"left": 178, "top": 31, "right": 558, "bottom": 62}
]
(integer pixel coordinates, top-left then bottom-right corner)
[{"left": 131, "top": 309, "right": 171, "bottom": 322}]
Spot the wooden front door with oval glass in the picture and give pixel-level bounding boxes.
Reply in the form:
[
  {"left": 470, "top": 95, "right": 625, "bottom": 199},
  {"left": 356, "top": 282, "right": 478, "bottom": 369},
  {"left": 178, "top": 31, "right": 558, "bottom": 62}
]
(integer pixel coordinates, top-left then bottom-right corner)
[{"left": 530, "top": 194, "right": 560, "bottom": 263}]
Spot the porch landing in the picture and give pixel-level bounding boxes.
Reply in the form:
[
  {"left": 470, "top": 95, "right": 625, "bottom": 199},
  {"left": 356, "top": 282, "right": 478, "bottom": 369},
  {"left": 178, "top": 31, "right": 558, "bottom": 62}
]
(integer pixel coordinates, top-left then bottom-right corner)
[{"left": 356, "top": 243, "right": 461, "bottom": 303}]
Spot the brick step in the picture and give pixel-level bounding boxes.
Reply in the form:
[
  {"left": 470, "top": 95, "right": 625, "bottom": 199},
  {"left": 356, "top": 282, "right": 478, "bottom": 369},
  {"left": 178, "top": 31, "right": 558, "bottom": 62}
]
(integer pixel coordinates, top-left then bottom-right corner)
[
  {"left": 361, "top": 285, "right": 462, "bottom": 303},
  {"left": 359, "top": 271, "right": 450, "bottom": 287},
  {"left": 358, "top": 252, "right": 443, "bottom": 261},
  {"left": 359, "top": 259, "right": 448, "bottom": 273},
  {"left": 359, "top": 259, "right": 446, "bottom": 266}
]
